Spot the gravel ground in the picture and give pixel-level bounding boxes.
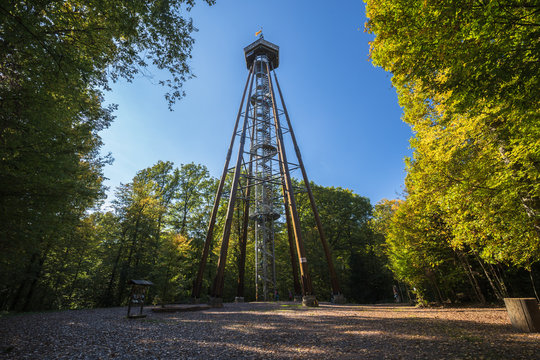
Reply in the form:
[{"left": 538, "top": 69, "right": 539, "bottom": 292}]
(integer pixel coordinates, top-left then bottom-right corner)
[{"left": 1, "top": 302, "right": 539, "bottom": 359}]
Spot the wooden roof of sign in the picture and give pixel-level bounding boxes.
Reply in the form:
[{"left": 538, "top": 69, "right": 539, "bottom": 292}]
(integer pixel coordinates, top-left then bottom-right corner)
[{"left": 129, "top": 279, "right": 154, "bottom": 286}]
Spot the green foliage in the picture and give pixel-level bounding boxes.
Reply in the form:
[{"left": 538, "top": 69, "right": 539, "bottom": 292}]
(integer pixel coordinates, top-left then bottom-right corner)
[
  {"left": 297, "top": 183, "right": 394, "bottom": 303},
  {"left": 100, "top": 161, "right": 215, "bottom": 306},
  {"left": 1, "top": 156, "right": 402, "bottom": 309},
  {"left": 365, "top": 0, "right": 539, "bottom": 266},
  {"left": 366, "top": 0, "right": 540, "bottom": 303},
  {"left": 1, "top": 0, "right": 214, "bottom": 106},
  {"left": 1, "top": 0, "right": 213, "bottom": 311}
]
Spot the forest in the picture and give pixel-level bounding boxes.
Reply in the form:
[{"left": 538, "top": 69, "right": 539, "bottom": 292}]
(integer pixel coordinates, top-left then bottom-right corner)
[
  {"left": 366, "top": 0, "right": 540, "bottom": 304},
  {"left": 1, "top": 1, "right": 538, "bottom": 311}
]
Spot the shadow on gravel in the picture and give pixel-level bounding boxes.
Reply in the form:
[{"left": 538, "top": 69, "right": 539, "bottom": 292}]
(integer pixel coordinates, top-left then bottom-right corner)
[{"left": 1, "top": 303, "right": 538, "bottom": 359}]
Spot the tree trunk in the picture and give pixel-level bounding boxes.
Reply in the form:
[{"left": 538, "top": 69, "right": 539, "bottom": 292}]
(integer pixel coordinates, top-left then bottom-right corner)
[
  {"left": 490, "top": 263, "right": 509, "bottom": 297},
  {"left": 457, "top": 251, "right": 486, "bottom": 304},
  {"left": 529, "top": 268, "right": 539, "bottom": 302},
  {"left": 179, "top": 190, "right": 193, "bottom": 236},
  {"left": 102, "top": 228, "right": 127, "bottom": 306},
  {"left": 22, "top": 244, "right": 51, "bottom": 311},
  {"left": 117, "top": 216, "right": 141, "bottom": 305},
  {"left": 475, "top": 254, "right": 504, "bottom": 300},
  {"left": 67, "top": 254, "right": 85, "bottom": 304},
  {"left": 427, "top": 269, "right": 444, "bottom": 303},
  {"left": 52, "top": 246, "right": 71, "bottom": 298},
  {"left": 10, "top": 253, "right": 38, "bottom": 310}
]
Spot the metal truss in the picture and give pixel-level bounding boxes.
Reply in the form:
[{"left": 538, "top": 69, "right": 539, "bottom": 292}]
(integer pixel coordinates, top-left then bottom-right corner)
[{"left": 192, "top": 38, "right": 342, "bottom": 307}]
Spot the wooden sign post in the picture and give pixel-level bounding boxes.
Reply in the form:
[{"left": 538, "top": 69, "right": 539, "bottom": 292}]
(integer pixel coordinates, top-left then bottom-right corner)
[{"left": 127, "top": 280, "right": 153, "bottom": 319}]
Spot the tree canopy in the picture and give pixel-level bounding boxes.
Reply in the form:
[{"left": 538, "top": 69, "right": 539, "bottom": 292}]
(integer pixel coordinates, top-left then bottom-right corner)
[
  {"left": 366, "top": 0, "right": 539, "bottom": 303},
  {"left": 0, "top": 0, "right": 213, "bottom": 310}
]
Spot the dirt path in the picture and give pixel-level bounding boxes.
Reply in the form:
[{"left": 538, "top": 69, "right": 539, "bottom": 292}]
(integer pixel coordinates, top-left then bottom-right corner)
[{"left": 1, "top": 302, "right": 538, "bottom": 359}]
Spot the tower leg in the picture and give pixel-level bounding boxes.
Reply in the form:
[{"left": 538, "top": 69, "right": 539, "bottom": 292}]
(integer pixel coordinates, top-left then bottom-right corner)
[
  {"left": 236, "top": 183, "right": 249, "bottom": 303},
  {"left": 236, "top": 123, "right": 256, "bottom": 300},
  {"left": 273, "top": 70, "right": 344, "bottom": 302},
  {"left": 278, "top": 137, "right": 303, "bottom": 298},
  {"left": 192, "top": 66, "right": 254, "bottom": 300},
  {"left": 265, "top": 63, "right": 317, "bottom": 306},
  {"left": 209, "top": 62, "right": 255, "bottom": 307}
]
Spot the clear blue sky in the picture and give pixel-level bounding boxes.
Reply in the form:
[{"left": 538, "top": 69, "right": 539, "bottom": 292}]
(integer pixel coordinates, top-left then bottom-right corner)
[{"left": 101, "top": 0, "right": 411, "bottom": 206}]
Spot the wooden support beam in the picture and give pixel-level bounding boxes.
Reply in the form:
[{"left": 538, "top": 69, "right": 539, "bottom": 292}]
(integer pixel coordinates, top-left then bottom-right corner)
[
  {"left": 210, "top": 62, "right": 256, "bottom": 303},
  {"left": 192, "top": 65, "right": 254, "bottom": 300},
  {"left": 265, "top": 62, "right": 315, "bottom": 299},
  {"left": 273, "top": 70, "right": 342, "bottom": 298}
]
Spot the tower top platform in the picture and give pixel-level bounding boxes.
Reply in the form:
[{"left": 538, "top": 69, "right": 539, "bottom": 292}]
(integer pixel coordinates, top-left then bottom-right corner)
[{"left": 244, "top": 38, "right": 279, "bottom": 70}]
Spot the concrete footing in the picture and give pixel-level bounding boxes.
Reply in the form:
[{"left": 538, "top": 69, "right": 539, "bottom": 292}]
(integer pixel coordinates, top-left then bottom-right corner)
[
  {"left": 234, "top": 296, "right": 245, "bottom": 303},
  {"left": 208, "top": 297, "right": 223, "bottom": 308},
  {"left": 302, "top": 295, "right": 319, "bottom": 307},
  {"left": 332, "top": 293, "right": 347, "bottom": 304}
]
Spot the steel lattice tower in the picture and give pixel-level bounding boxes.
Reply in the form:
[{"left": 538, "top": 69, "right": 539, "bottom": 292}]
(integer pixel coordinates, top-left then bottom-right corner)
[
  {"left": 192, "top": 36, "right": 344, "bottom": 307},
  {"left": 251, "top": 54, "right": 279, "bottom": 301}
]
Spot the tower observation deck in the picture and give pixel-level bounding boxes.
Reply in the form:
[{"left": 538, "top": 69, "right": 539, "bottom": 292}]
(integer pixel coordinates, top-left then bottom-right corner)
[
  {"left": 244, "top": 37, "right": 279, "bottom": 70},
  {"left": 192, "top": 35, "right": 344, "bottom": 307}
]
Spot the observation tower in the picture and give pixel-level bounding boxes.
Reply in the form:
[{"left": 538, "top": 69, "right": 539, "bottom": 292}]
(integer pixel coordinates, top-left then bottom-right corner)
[{"left": 192, "top": 34, "right": 344, "bottom": 307}]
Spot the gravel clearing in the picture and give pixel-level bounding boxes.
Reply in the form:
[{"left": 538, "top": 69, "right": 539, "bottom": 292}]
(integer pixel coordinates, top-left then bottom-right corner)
[{"left": 1, "top": 302, "right": 539, "bottom": 359}]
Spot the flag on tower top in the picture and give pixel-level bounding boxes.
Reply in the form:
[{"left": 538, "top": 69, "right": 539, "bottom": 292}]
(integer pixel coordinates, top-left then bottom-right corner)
[{"left": 255, "top": 29, "right": 262, "bottom": 37}]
